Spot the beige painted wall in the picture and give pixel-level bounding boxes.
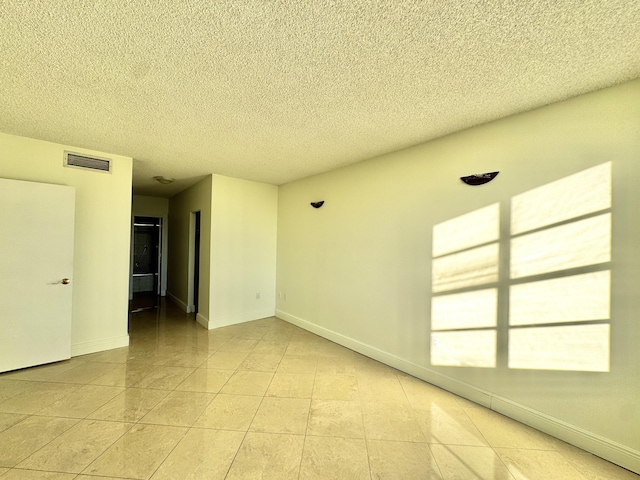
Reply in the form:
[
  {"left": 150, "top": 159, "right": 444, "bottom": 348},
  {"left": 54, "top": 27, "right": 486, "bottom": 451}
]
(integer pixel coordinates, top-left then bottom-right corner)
[
  {"left": 167, "top": 176, "right": 212, "bottom": 323},
  {"left": 276, "top": 79, "right": 640, "bottom": 471},
  {"left": 210, "top": 174, "right": 278, "bottom": 328},
  {"left": 0, "top": 132, "right": 133, "bottom": 355},
  {"left": 131, "top": 195, "right": 169, "bottom": 297},
  {"left": 166, "top": 174, "right": 277, "bottom": 329}
]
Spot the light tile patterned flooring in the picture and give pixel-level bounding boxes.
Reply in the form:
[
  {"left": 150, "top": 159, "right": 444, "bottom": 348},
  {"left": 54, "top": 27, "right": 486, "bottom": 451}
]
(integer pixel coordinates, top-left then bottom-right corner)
[{"left": 0, "top": 301, "right": 637, "bottom": 479}]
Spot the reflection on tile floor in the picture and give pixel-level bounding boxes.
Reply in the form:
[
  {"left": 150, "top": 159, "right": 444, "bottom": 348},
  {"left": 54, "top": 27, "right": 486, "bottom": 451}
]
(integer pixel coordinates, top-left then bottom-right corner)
[{"left": 0, "top": 300, "right": 638, "bottom": 479}]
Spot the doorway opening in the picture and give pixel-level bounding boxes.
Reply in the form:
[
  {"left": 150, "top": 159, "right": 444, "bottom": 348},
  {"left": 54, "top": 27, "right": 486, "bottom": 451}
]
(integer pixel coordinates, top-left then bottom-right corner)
[
  {"left": 189, "top": 211, "right": 201, "bottom": 315},
  {"left": 193, "top": 211, "right": 201, "bottom": 314},
  {"left": 131, "top": 216, "right": 162, "bottom": 313}
]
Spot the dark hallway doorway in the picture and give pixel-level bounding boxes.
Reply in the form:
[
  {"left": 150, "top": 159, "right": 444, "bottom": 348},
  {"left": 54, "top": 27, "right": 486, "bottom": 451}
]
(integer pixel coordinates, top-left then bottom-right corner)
[
  {"left": 193, "top": 211, "right": 201, "bottom": 315},
  {"left": 131, "top": 216, "right": 162, "bottom": 313}
]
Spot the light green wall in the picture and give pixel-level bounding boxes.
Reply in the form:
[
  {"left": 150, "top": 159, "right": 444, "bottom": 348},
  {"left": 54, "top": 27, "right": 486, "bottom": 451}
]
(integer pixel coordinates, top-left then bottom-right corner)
[
  {"left": 167, "top": 174, "right": 278, "bottom": 328},
  {"left": 0, "top": 132, "right": 133, "bottom": 355},
  {"left": 210, "top": 174, "right": 278, "bottom": 328},
  {"left": 167, "top": 175, "right": 212, "bottom": 322},
  {"left": 276, "top": 79, "right": 640, "bottom": 470}
]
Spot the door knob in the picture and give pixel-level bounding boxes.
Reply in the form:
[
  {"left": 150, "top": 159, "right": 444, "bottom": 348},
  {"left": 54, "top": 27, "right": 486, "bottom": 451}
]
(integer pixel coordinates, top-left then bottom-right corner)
[{"left": 61, "top": 278, "right": 71, "bottom": 285}]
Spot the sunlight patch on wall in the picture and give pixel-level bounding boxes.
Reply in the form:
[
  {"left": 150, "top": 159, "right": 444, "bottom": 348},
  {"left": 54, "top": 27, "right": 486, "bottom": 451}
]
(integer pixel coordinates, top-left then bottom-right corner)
[
  {"left": 510, "top": 213, "right": 611, "bottom": 279},
  {"left": 432, "top": 243, "right": 500, "bottom": 293},
  {"left": 510, "top": 271, "right": 610, "bottom": 326},
  {"left": 511, "top": 162, "right": 611, "bottom": 235},
  {"left": 508, "top": 161, "right": 611, "bottom": 372},
  {"left": 430, "top": 162, "right": 612, "bottom": 372},
  {"left": 509, "top": 324, "right": 610, "bottom": 372},
  {"left": 431, "top": 203, "right": 500, "bottom": 368},
  {"left": 432, "top": 289, "right": 497, "bottom": 330},
  {"left": 431, "top": 330, "right": 497, "bottom": 368},
  {"left": 433, "top": 203, "right": 499, "bottom": 257}
]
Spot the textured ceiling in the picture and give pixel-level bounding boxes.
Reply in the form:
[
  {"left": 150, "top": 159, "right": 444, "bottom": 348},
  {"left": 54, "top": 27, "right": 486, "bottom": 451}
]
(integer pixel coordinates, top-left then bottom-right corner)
[{"left": 1, "top": 1, "right": 639, "bottom": 197}]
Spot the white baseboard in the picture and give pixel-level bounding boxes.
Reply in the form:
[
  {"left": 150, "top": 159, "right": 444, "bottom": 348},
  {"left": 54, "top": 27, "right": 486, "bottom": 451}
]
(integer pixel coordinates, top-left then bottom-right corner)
[
  {"left": 490, "top": 396, "right": 640, "bottom": 474},
  {"left": 167, "top": 292, "right": 189, "bottom": 313},
  {"left": 167, "top": 293, "right": 208, "bottom": 327},
  {"left": 276, "top": 309, "right": 640, "bottom": 475},
  {"left": 195, "top": 313, "right": 209, "bottom": 329},
  {"left": 208, "top": 308, "right": 276, "bottom": 330},
  {"left": 71, "top": 335, "right": 129, "bottom": 357}
]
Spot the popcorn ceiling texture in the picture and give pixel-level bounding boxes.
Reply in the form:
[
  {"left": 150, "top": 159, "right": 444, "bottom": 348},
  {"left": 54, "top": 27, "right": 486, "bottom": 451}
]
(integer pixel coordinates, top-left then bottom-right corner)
[{"left": 1, "top": 1, "right": 639, "bottom": 196}]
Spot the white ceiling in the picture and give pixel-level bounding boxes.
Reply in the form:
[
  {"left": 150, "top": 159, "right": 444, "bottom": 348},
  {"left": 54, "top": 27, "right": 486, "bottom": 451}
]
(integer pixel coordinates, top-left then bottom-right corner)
[{"left": 1, "top": 1, "right": 639, "bottom": 197}]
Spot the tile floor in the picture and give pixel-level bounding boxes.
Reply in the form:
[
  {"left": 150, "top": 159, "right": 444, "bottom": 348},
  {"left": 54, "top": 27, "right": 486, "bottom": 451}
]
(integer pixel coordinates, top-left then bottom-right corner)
[{"left": 0, "top": 300, "right": 638, "bottom": 479}]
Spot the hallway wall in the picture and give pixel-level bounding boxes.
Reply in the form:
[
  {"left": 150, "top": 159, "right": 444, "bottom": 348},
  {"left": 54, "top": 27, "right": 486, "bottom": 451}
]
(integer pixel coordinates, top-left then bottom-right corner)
[
  {"left": 166, "top": 174, "right": 278, "bottom": 329},
  {"left": 167, "top": 175, "right": 212, "bottom": 325}
]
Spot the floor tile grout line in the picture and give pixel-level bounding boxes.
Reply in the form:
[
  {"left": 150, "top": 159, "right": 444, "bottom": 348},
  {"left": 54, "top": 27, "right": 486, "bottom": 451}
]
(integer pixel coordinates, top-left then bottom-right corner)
[
  {"left": 297, "top": 359, "right": 320, "bottom": 479},
  {"left": 72, "top": 417, "right": 135, "bottom": 478},
  {"left": 15, "top": 414, "right": 134, "bottom": 476},
  {"left": 352, "top": 366, "right": 373, "bottom": 479},
  {"left": 220, "top": 331, "right": 274, "bottom": 480},
  {"left": 0, "top": 415, "right": 80, "bottom": 471},
  {"left": 144, "top": 423, "right": 192, "bottom": 480}
]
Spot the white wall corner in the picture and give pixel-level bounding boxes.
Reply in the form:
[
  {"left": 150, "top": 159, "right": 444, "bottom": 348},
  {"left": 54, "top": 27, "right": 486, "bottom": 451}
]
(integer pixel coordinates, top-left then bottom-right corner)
[
  {"left": 196, "top": 312, "right": 209, "bottom": 329},
  {"left": 71, "top": 335, "right": 129, "bottom": 357},
  {"left": 275, "top": 309, "right": 640, "bottom": 475}
]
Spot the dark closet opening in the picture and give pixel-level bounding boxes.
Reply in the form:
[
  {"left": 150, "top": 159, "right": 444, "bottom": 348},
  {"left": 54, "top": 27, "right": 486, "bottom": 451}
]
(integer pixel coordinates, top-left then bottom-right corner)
[{"left": 193, "top": 211, "right": 201, "bottom": 315}]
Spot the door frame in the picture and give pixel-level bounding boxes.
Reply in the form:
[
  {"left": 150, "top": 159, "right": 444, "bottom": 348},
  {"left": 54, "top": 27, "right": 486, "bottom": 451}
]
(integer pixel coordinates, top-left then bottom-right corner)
[
  {"left": 129, "top": 213, "right": 168, "bottom": 301},
  {"left": 188, "top": 211, "right": 201, "bottom": 314},
  {"left": 130, "top": 216, "right": 163, "bottom": 313}
]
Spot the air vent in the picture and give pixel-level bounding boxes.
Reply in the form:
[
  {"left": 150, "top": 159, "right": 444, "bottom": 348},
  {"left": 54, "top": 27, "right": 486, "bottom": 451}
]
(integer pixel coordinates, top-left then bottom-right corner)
[{"left": 64, "top": 151, "right": 111, "bottom": 173}]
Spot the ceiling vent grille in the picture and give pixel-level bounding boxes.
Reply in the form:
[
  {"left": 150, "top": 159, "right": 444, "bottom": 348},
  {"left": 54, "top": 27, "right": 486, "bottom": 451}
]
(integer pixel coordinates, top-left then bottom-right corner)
[{"left": 64, "top": 151, "right": 111, "bottom": 173}]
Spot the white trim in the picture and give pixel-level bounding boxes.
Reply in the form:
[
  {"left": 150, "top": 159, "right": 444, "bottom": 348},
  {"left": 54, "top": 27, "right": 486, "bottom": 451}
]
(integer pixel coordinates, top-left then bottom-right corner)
[
  {"left": 167, "top": 292, "right": 190, "bottom": 313},
  {"left": 276, "top": 309, "right": 491, "bottom": 407},
  {"left": 490, "top": 396, "right": 640, "bottom": 474},
  {"left": 195, "top": 312, "right": 209, "bottom": 329},
  {"left": 275, "top": 309, "right": 640, "bottom": 475},
  {"left": 71, "top": 335, "right": 129, "bottom": 357},
  {"left": 208, "top": 309, "right": 276, "bottom": 330}
]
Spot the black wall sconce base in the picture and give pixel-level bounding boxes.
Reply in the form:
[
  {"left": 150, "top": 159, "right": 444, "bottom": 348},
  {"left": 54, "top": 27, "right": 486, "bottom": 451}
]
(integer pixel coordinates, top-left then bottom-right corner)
[{"left": 460, "top": 171, "right": 499, "bottom": 185}]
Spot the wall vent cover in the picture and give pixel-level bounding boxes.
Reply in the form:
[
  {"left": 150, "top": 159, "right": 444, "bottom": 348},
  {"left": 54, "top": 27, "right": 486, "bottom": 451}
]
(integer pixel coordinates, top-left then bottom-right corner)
[{"left": 64, "top": 151, "right": 111, "bottom": 173}]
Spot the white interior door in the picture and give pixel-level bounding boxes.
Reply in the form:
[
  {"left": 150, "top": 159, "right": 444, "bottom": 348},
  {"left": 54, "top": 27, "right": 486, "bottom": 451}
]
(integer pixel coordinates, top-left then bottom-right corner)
[{"left": 0, "top": 177, "right": 75, "bottom": 373}]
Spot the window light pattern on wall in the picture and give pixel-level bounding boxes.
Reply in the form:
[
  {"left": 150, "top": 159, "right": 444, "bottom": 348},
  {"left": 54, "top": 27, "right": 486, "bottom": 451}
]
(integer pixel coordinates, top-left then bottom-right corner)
[
  {"left": 508, "top": 162, "right": 611, "bottom": 372},
  {"left": 431, "top": 203, "right": 500, "bottom": 368},
  {"left": 430, "top": 162, "right": 612, "bottom": 372}
]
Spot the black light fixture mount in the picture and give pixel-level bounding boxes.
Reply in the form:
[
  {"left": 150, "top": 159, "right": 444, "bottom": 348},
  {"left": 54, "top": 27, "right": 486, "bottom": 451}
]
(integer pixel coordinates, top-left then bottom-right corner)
[
  {"left": 153, "top": 176, "right": 175, "bottom": 184},
  {"left": 310, "top": 201, "right": 325, "bottom": 208},
  {"left": 460, "top": 171, "right": 499, "bottom": 186}
]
